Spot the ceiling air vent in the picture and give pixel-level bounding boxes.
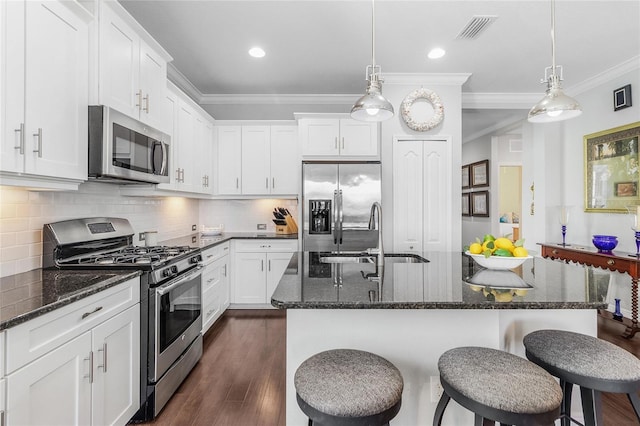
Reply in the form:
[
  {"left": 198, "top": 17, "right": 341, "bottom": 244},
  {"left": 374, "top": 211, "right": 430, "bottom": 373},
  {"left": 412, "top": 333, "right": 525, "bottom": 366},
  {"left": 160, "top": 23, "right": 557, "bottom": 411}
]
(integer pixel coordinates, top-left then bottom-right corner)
[{"left": 456, "top": 15, "right": 498, "bottom": 40}]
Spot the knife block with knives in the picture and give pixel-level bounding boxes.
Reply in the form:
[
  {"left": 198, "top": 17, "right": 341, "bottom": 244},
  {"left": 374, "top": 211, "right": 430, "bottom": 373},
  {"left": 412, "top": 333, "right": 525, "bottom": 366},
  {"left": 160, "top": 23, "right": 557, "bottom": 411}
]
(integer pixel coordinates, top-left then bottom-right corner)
[{"left": 273, "top": 207, "right": 298, "bottom": 234}]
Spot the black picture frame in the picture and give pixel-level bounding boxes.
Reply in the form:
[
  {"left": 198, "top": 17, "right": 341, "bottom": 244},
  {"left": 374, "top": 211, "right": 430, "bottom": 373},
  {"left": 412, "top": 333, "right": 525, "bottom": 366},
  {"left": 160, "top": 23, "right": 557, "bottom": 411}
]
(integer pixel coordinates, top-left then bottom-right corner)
[
  {"left": 471, "top": 160, "right": 489, "bottom": 187},
  {"left": 614, "top": 84, "right": 632, "bottom": 111},
  {"left": 462, "top": 193, "right": 471, "bottom": 216},
  {"left": 462, "top": 165, "right": 470, "bottom": 189},
  {"left": 471, "top": 191, "right": 489, "bottom": 217}
]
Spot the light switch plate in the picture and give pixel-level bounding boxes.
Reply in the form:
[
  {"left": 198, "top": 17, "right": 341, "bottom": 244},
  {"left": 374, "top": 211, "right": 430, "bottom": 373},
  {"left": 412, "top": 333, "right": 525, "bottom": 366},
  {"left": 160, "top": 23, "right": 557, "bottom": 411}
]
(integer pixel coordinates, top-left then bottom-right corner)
[
  {"left": 257, "top": 224, "right": 267, "bottom": 230},
  {"left": 192, "top": 224, "right": 197, "bottom": 231}
]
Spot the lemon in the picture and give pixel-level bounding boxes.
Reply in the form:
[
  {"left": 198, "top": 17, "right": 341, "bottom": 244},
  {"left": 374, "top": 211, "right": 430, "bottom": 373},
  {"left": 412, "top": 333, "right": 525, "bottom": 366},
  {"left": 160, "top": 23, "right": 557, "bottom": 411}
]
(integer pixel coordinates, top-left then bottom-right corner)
[
  {"left": 514, "top": 289, "right": 528, "bottom": 296},
  {"left": 494, "top": 237, "right": 514, "bottom": 251},
  {"left": 481, "top": 240, "right": 496, "bottom": 253},
  {"left": 513, "top": 247, "right": 529, "bottom": 257},
  {"left": 469, "top": 243, "right": 483, "bottom": 254},
  {"left": 494, "top": 291, "right": 514, "bottom": 302},
  {"left": 469, "top": 285, "right": 483, "bottom": 292}
]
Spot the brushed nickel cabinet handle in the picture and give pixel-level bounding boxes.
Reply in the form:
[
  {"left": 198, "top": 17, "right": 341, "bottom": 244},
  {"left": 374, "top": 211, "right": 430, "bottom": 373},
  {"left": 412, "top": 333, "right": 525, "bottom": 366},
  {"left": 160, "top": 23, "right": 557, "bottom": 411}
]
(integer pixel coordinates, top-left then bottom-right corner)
[
  {"left": 33, "top": 128, "right": 42, "bottom": 157},
  {"left": 14, "top": 123, "right": 24, "bottom": 154},
  {"left": 335, "top": 136, "right": 338, "bottom": 149},
  {"left": 135, "top": 89, "right": 143, "bottom": 110},
  {"left": 84, "top": 351, "right": 94, "bottom": 383},
  {"left": 97, "top": 343, "right": 108, "bottom": 373},
  {"left": 266, "top": 177, "right": 269, "bottom": 189},
  {"left": 341, "top": 137, "right": 345, "bottom": 149},
  {"left": 143, "top": 93, "right": 150, "bottom": 113},
  {"left": 261, "top": 259, "right": 264, "bottom": 271},
  {"left": 81, "top": 306, "right": 103, "bottom": 319},
  {"left": 236, "top": 177, "right": 239, "bottom": 189},
  {"left": 272, "top": 177, "right": 275, "bottom": 189}
]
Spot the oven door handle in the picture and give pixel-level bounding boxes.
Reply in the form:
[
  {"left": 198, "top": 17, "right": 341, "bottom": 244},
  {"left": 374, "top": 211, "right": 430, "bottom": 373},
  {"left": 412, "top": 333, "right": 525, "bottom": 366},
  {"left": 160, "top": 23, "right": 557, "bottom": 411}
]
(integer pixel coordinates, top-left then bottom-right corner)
[{"left": 156, "top": 266, "right": 202, "bottom": 296}]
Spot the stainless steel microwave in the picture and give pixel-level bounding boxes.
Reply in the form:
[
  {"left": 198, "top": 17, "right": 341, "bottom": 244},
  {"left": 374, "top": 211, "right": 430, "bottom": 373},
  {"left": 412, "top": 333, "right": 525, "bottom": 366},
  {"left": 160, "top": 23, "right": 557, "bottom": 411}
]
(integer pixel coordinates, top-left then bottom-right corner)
[{"left": 88, "top": 105, "right": 170, "bottom": 184}]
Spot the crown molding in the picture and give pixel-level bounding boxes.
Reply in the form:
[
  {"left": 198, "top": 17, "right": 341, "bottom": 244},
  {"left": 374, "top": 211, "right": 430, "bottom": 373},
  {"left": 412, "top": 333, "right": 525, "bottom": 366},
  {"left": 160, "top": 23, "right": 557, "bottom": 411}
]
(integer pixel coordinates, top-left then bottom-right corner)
[
  {"left": 199, "top": 93, "right": 357, "bottom": 105},
  {"left": 384, "top": 73, "right": 472, "bottom": 86},
  {"left": 167, "top": 63, "right": 203, "bottom": 102},
  {"left": 568, "top": 55, "right": 640, "bottom": 96},
  {"left": 461, "top": 92, "right": 540, "bottom": 109}
]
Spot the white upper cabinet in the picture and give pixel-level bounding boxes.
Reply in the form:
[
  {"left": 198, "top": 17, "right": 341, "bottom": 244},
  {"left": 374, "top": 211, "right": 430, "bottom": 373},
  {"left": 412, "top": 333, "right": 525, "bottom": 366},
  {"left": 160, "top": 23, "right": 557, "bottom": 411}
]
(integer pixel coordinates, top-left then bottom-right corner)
[
  {"left": 1, "top": 0, "right": 90, "bottom": 188},
  {"left": 270, "top": 126, "right": 300, "bottom": 195},
  {"left": 154, "top": 82, "right": 215, "bottom": 195},
  {"left": 216, "top": 126, "right": 242, "bottom": 195},
  {"left": 216, "top": 124, "right": 299, "bottom": 196},
  {"left": 241, "top": 126, "right": 271, "bottom": 194},
  {"left": 97, "top": 1, "right": 170, "bottom": 130},
  {"left": 298, "top": 116, "right": 378, "bottom": 158}
]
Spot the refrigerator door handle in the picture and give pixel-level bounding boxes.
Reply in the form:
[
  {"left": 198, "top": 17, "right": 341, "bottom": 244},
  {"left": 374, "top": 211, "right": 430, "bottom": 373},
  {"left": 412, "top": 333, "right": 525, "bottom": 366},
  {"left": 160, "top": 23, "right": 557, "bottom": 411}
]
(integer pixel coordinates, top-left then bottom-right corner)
[
  {"left": 338, "top": 189, "right": 343, "bottom": 244},
  {"left": 333, "top": 190, "right": 339, "bottom": 245}
]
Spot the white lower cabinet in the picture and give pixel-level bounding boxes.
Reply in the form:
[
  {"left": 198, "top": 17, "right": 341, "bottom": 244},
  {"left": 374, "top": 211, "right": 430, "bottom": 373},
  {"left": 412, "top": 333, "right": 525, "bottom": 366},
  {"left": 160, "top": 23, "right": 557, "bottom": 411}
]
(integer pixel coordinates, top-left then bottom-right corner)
[
  {"left": 201, "top": 243, "right": 230, "bottom": 333},
  {"left": 233, "top": 240, "right": 297, "bottom": 305},
  {"left": 4, "top": 278, "right": 140, "bottom": 426}
]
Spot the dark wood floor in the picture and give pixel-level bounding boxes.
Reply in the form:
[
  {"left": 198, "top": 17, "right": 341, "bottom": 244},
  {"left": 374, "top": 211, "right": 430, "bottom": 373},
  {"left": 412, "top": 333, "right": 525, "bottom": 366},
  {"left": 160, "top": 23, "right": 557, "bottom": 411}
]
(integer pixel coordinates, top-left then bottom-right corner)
[{"left": 143, "top": 310, "right": 638, "bottom": 426}]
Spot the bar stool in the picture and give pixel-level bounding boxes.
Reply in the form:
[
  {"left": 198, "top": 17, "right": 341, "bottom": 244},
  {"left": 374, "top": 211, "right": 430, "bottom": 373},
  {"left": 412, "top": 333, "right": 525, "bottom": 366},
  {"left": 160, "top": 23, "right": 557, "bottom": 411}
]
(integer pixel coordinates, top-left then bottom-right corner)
[
  {"left": 523, "top": 329, "right": 640, "bottom": 425},
  {"left": 294, "top": 349, "right": 403, "bottom": 425},
  {"left": 434, "top": 346, "right": 562, "bottom": 426}
]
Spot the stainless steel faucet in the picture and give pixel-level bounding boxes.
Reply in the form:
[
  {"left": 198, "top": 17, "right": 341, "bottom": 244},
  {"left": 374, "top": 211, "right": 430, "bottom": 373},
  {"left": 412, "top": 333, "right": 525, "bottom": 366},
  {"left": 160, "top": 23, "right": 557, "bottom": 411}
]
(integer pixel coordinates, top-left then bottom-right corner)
[{"left": 367, "top": 202, "right": 384, "bottom": 265}]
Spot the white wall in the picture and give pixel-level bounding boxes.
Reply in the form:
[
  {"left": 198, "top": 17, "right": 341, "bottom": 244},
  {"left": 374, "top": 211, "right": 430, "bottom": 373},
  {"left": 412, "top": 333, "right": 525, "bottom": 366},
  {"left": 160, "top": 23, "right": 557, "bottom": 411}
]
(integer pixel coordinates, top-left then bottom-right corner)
[
  {"left": 0, "top": 183, "right": 199, "bottom": 277},
  {"left": 461, "top": 134, "right": 491, "bottom": 246},
  {"left": 534, "top": 66, "right": 640, "bottom": 252}
]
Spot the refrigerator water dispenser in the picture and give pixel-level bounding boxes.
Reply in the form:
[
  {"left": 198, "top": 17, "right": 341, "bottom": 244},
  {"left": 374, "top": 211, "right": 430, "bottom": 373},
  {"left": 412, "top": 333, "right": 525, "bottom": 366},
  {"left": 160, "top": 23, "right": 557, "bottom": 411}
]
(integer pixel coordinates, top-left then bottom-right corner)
[{"left": 309, "top": 200, "right": 331, "bottom": 234}]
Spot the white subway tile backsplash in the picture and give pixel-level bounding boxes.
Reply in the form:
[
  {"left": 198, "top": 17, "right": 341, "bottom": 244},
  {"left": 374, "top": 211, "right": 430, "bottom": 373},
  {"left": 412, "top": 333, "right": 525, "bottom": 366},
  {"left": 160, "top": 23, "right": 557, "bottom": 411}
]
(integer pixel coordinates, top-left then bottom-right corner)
[{"left": 1, "top": 184, "right": 299, "bottom": 277}]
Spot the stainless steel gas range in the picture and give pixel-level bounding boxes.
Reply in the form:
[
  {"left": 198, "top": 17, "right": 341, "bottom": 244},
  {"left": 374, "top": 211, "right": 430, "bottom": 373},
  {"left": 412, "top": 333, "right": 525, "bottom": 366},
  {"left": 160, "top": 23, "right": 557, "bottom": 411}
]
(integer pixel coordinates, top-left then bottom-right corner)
[{"left": 43, "top": 217, "right": 203, "bottom": 421}]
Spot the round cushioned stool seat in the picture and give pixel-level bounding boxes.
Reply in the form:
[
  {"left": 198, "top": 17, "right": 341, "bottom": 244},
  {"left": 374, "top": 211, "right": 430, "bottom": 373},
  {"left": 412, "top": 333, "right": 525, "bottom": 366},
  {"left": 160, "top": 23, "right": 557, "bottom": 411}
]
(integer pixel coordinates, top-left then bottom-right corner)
[
  {"left": 436, "top": 347, "right": 562, "bottom": 425},
  {"left": 523, "top": 329, "right": 640, "bottom": 393},
  {"left": 294, "top": 349, "right": 403, "bottom": 424}
]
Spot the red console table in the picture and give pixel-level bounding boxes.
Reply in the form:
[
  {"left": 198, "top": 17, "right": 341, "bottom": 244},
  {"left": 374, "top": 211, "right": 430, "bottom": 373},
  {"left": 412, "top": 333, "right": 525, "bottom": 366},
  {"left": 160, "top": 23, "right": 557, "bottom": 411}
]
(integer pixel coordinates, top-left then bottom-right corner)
[{"left": 539, "top": 243, "right": 639, "bottom": 339}]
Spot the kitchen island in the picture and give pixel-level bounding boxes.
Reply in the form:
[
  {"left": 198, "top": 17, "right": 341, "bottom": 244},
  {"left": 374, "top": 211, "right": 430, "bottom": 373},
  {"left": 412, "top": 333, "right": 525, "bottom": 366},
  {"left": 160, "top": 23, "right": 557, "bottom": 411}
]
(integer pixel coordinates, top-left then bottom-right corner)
[{"left": 271, "top": 252, "right": 609, "bottom": 425}]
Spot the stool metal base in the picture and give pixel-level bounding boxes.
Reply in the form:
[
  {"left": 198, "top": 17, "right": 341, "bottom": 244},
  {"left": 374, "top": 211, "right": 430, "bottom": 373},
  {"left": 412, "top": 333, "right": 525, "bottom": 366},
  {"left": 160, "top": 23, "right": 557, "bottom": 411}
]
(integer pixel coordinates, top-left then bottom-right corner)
[{"left": 297, "top": 393, "right": 401, "bottom": 426}]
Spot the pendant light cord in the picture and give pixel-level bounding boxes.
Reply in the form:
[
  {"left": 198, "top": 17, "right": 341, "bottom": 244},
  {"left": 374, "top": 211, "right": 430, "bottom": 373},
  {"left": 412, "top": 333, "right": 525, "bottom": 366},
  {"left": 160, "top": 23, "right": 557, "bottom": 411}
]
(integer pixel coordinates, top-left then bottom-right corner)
[
  {"left": 371, "top": 0, "right": 376, "bottom": 70},
  {"left": 550, "top": 0, "right": 556, "bottom": 77}
]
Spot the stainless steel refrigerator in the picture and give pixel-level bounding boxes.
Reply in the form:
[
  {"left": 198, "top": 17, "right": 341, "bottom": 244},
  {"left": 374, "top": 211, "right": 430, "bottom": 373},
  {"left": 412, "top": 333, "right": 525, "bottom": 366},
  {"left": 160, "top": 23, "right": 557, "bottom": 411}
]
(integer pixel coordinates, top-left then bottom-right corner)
[{"left": 302, "top": 161, "right": 381, "bottom": 252}]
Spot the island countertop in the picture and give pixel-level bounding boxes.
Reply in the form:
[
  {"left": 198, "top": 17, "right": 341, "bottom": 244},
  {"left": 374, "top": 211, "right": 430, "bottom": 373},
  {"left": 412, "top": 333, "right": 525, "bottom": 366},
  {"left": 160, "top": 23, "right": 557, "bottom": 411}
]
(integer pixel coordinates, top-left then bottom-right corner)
[{"left": 271, "top": 251, "right": 609, "bottom": 310}]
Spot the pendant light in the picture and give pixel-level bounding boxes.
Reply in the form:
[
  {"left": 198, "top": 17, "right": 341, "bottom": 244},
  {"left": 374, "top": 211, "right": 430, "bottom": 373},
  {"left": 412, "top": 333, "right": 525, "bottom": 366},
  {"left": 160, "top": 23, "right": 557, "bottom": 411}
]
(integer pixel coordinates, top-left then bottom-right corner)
[
  {"left": 528, "top": 0, "right": 582, "bottom": 123},
  {"left": 351, "top": 0, "right": 394, "bottom": 122}
]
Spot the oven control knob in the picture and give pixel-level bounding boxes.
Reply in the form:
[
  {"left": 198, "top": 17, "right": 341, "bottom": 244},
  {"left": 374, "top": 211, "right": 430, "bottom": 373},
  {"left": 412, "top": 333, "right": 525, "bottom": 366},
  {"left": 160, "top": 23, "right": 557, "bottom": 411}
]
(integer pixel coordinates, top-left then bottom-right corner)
[{"left": 190, "top": 255, "right": 202, "bottom": 264}]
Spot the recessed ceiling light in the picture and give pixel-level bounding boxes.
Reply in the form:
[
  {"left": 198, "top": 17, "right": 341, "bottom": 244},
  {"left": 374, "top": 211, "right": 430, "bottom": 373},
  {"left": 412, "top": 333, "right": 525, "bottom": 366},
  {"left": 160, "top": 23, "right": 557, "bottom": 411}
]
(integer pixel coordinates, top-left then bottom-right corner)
[
  {"left": 248, "top": 47, "right": 265, "bottom": 58},
  {"left": 427, "top": 48, "right": 446, "bottom": 59}
]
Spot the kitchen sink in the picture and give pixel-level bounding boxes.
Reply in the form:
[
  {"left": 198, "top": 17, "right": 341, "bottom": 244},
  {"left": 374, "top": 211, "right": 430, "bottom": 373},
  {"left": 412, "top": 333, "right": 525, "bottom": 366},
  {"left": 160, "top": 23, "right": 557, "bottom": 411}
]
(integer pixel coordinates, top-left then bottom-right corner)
[{"left": 319, "top": 253, "right": 428, "bottom": 264}]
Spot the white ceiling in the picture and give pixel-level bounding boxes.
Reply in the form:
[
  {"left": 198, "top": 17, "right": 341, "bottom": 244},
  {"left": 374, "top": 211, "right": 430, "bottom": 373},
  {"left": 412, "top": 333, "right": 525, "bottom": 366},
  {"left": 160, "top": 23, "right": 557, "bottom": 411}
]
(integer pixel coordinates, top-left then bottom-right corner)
[{"left": 119, "top": 0, "right": 640, "bottom": 139}]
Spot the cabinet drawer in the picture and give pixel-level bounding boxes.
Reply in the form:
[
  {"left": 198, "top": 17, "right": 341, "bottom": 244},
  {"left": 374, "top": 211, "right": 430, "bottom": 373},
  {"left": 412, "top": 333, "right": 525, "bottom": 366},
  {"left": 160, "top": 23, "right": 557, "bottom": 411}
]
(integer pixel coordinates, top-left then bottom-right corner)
[
  {"left": 202, "top": 264, "right": 222, "bottom": 293},
  {"left": 202, "top": 285, "right": 223, "bottom": 332},
  {"left": 234, "top": 239, "right": 298, "bottom": 253},
  {"left": 5, "top": 278, "right": 139, "bottom": 374},
  {"left": 201, "top": 242, "right": 230, "bottom": 264}
]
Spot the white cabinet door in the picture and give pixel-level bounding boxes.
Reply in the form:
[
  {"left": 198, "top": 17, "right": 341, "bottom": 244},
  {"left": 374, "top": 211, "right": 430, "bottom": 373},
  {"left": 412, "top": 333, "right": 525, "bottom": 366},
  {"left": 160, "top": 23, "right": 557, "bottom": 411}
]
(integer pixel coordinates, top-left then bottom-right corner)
[
  {"left": 201, "top": 120, "right": 214, "bottom": 194},
  {"left": 234, "top": 252, "right": 267, "bottom": 304},
  {"left": 216, "top": 126, "right": 242, "bottom": 195},
  {"left": 241, "top": 126, "right": 271, "bottom": 195},
  {"left": 99, "top": 4, "right": 139, "bottom": 119},
  {"left": 300, "top": 119, "right": 340, "bottom": 156},
  {"left": 201, "top": 257, "right": 224, "bottom": 333},
  {"left": 91, "top": 305, "right": 140, "bottom": 426},
  {"left": 176, "top": 102, "right": 197, "bottom": 192},
  {"left": 1, "top": 0, "right": 26, "bottom": 173},
  {"left": 0, "top": 377, "right": 5, "bottom": 426},
  {"left": 270, "top": 126, "right": 299, "bottom": 195},
  {"left": 393, "top": 140, "right": 424, "bottom": 253},
  {"left": 157, "top": 88, "right": 179, "bottom": 190},
  {"left": 6, "top": 332, "right": 92, "bottom": 426},
  {"left": 221, "top": 255, "right": 230, "bottom": 308},
  {"left": 339, "top": 120, "right": 378, "bottom": 157},
  {"left": 266, "top": 252, "right": 294, "bottom": 301},
  {"left": 393, "top": 139, "right": 452, "bottom": 252},
  {"left": 138, "top": 40, "right": 166, "bottom": 130},
  {"left": 22, "top": 0, "right": 88, "bottom": 179}
]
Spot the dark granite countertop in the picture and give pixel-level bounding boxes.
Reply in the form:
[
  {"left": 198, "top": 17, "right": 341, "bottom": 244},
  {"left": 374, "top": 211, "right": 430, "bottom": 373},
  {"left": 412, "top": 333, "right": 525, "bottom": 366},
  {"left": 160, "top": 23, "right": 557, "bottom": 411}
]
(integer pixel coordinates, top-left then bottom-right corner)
[
  {"left": 0, "top": 269, "right": 141, "bottom": 330},
  {"left": 161, "top": 232, "right": 298, "bottom": 250},
  {"left": 271, "top": 251, "right": 610, "bottom": 310}
]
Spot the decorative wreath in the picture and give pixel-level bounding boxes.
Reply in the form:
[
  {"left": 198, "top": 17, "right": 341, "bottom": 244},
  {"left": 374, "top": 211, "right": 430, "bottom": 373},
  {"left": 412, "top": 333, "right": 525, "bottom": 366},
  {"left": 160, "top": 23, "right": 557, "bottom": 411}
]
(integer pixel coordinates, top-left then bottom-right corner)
[{"left": 400, "top": 88, "right": 444, "bottom": 131}]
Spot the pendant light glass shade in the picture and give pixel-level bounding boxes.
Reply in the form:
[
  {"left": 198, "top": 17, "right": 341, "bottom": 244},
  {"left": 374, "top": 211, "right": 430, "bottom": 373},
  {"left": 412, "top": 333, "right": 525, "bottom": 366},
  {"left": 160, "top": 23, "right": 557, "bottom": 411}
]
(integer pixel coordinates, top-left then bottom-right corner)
[
  {"left": 351, "top": 70, "right": 394, "bottom": 122},
  {"left": 351, "top": 0, "right": 394, "bottom": 122},
  {"left": 528, "top": 0, "right": 582, "bottom": 123}
]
